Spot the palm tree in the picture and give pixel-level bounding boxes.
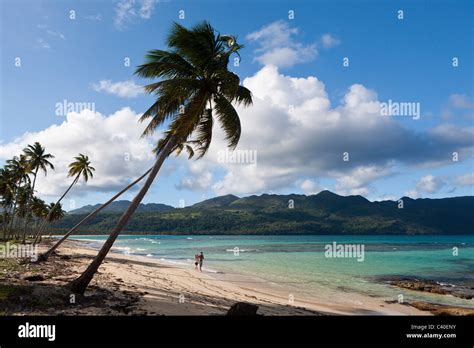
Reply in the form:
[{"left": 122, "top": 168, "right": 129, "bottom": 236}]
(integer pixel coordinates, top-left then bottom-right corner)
[
  {"left": 23, "top": 142, "right": 54, "bottom": 193},
  {"left": 0, "top": 168, "right": 15, "bottom": 239},
  {"left": 22, "top": 143, "right": 55, "bottom": 236},
  {"left": 68, "top": 21, "right": 252, "bottom": 294},
  {"left": 46, "top": 202, "right": 65, "bottom": 235},
  {"left": 34, "top": 154, "right": 94, "bottom": 244},
  {"left": 6, "top": 155, "right": 32, "bottom": 184},
  {"left": 31, "top": 196, "right": 48, "bottom": 223},
  {"left": 35, "top": 202, "right": 65, "bottom": 244},
  {"left": 14, "top": 184, "right": 32, "bottom": 241},
  {"left": 5, "top": 155, "right": 32, "bottom": 238}
]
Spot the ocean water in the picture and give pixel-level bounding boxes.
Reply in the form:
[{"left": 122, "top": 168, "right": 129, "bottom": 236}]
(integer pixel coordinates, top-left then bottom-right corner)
[{"left": 69, "top": 235, "right": 474, "bottom": 308}]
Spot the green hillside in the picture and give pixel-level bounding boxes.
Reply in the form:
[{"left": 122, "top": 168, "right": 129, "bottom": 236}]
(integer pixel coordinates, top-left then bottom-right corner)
[{"left": 50, "top": 191, "right": 474, "bottom": 235}]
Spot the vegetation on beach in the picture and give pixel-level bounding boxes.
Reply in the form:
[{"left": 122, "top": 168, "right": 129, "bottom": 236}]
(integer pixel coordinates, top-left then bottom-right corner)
[
  {"left": 1, "top": 143, "right": 64, "bottom": 243},
  {"left": 1, "top": 21, "right": 253, "bottom": 295}
]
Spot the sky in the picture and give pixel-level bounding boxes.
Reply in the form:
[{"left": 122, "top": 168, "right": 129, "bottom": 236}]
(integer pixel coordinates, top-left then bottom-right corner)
[{"left": 0, "top": 0, "right": 473, "bottom": 210}]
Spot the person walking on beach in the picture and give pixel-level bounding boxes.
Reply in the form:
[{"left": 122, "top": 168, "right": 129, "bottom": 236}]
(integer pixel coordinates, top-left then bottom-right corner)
[
  {"left": 198, "top": 252, "right": 204, "bottom": 272},
  {"left": 194, "top": 254, "right": 199, "bottom": 271}
]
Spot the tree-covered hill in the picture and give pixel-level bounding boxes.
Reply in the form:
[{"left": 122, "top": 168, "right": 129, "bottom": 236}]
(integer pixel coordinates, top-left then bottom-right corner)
[{"left": 50, "top": 191, "right": 474, "bottom": 235}]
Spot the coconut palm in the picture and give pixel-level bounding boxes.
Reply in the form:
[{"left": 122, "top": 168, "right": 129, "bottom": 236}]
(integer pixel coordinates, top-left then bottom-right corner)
[
  {"left": 14, "top": 184, "right": 32, "bottom": 241},
  {"left": 22, "top": 143, "right": 55, "bottom": 234},
  {"left": 23, "top": 142, "right": 54, "bottom": 193},
  {"left": 5, "top": 155, "right": 32, "bottom": 238},
  {"left": 31, "top": 196, "right": 48, "bottom": 222},
  {"left": 35, "top": 202, "right": 65, "bottom": 243},
  {"left": 68, "top": 21, "right": 252, "bottom": 294},
  {"left": 34, "top": 154, "right": 94, "bottom": 244},
  {"left": 47, "top": 202, "right": 65, "bottom": 223},
  {"left": 0, "top": 168, "right": 15, "bottom": 239},
  {"left": 6, "top": 155, "right": 32, "bottom": 185}
]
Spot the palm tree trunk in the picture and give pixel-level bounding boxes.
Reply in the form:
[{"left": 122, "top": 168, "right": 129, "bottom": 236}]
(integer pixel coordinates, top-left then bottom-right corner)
[
  {"left": 3, "top": 205, "right": 14, "bottom": 240},
  {"left": 7, "top": 201, "right": 17, "bottom": 239},
  {"left": 22, "top": 167, "right": 39, "bottom": 243},
  {"left": 68, "top": 138, "right": 176, "bottom": 294},
  {"left": 8, "top": 178, "right": 23, "bottom": 239},
  {"left": 37, "top": 167, "right": 153, "bottom": 262},
  {"left": 14, "top": 216, "right": 22, "bottom": 239},
  {"left": 1, "top": 209, "right": 7, "bottom": 240},
  {"left": 33, "top": 174, "right": 80, "bottom": 245}
]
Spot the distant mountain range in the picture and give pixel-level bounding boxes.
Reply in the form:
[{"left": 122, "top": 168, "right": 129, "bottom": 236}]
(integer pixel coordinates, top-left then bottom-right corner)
[
  {"left": 53, "top": 191, "right": 474, "bottom": 235},
  {"left": 69, "top": 200, "right": 174, "bottom": 214}
]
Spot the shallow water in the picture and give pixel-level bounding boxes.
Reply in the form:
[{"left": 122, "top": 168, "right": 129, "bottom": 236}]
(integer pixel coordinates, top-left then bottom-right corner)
[{"left": 69, "top": 234, "right": 474, "bottom": 308}]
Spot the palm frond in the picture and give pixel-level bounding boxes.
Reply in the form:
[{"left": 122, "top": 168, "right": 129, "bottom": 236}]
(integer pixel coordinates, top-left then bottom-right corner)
[{"left": 213, "top": 94, "right": 241, "bottom": 149}]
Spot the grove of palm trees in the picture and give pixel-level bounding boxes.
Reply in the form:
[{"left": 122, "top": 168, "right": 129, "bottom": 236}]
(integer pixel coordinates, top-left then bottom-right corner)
[
  {"left": 2, "top": 1, "right": 474, "bottom": 346},
  {"left": 0, "top": 21, "right": 253, "bottom": 296}
]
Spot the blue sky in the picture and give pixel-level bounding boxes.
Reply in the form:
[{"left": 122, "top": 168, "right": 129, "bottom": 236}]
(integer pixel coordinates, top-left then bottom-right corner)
[{"left": 0, "top": 0, "right": 473, "bottom": 209}]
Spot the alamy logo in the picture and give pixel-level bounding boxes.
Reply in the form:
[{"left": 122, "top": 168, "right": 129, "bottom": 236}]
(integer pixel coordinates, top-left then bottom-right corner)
[
  {"left": 324, "top": 242, "right": 365, "bottom": 262},
  {"left": 55, "top": 99, "right": 95, "bottom": 116},
  {"left": 217, "top": 149, "right": 257, "bottom": 165},
  {"left": 0, "top": 242, "right": 38, "bottom": 261},
  {"left": 18, "top": 322, "right": 56, "bottom": 341},
  {"left": 379, "top": 99, "right": 420, "bottom": 120}
]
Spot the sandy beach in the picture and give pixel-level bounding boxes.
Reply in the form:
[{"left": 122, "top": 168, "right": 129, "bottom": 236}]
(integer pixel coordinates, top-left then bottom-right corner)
[{"left": 3, "top": 239, "right": 456, "bottom": 316}]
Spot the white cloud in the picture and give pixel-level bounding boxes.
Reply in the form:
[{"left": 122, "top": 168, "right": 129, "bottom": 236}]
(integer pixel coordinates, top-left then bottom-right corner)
[
  {"left": 139, "top": 0, "right": 155, "bottom": 19},
  {"left": 320, "top": 33, "right": 340, "bottom": 48},
  {"left": 405, "top": 175, "right": 446, "bottom": 198},
  {"left": 92, "top": 80, "right": 143, "bottom": 98},
  {"left": 84, "top": 14, "right": 103, "bottom": 21},
  {"left": 176, "top": 162, "right": 213, "bottom": 191},
  {"left": 416, "top": 175, "right": 445, "bottom": 193},
  {"left": 299, "top": 179, "right": 322, "bottom": 195},
  {"left": 174, "top": 66, "right": 472, "bottom": 198},
  {"left": 114, "top": 0, "right": 158, "bottom": 30},
  {"left": 46, "top": 30, "right": 66, "bottom": 40},
  {"left": 334, "top": 165, "right": 391, "bottom": 196},
  {"left": 246, "top": 21, "right": 317, "bottom": 67},
  {"left": 404, "top": 190, "right": 419, "bottom": 199},
  {"left": 449, "top": 94, "right": 474, "bottom": 109},
  {"left": 455, "top": 173, "right": 474, "bottom": 186},
  {"left": 0, "top": 108, "right": 157, "bottom": 200},
  {"left": 373, "top": 194, "right": 397, "bottom": 202},
  {"left": 36, "top": 38, "right": 50, "bottom": 49}
]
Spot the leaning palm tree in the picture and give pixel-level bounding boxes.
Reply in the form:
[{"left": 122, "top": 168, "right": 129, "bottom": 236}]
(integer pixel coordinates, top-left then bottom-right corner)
[
  {"left": 22, "top": 143, "right": 55, "bottom": 236},
  {"left": 68, "top": 21, "right": 252, "bottom": 294},
  {"left": 34, "top": 154, "right": 95, "bottom": 244},
  {"left": 37, "top": 166, "right": 154, "bottom": 262}
]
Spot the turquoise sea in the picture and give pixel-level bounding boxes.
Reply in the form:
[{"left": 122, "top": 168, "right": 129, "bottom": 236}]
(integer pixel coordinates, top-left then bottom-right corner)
[{"left": 70, "top": 235, "right": 474, "bottom": 308}]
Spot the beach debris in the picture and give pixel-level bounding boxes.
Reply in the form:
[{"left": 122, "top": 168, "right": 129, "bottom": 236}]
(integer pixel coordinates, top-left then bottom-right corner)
[
  {"left": 24, "top": 275, "right": 45, "bottom": 282},
  {"left": 226, "top": 302, "right": 259, "bottom": 315}
]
